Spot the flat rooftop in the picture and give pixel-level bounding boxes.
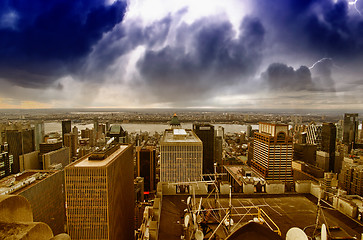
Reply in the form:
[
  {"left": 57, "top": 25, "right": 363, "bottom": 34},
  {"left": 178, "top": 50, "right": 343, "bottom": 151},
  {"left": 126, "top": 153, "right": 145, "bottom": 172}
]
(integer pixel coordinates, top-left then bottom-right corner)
[
  {"left": 159, "top": 195, "right": 363, "bottom": 240},
  {"left": 0, "top": 170, "right": 56, "bottom": 195},
  {"left": 161, "top": 129, "right": 201, "bottom": 143},
  {"left": 74, "top": 145, "right": 128, "bottom": 167}
]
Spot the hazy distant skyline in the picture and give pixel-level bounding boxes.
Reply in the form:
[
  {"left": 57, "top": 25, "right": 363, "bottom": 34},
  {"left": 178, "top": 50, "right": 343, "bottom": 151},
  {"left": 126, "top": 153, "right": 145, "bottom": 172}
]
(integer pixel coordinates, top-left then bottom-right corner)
[{"left": 0, "top": 0, "right": 363, "bottom": 109}]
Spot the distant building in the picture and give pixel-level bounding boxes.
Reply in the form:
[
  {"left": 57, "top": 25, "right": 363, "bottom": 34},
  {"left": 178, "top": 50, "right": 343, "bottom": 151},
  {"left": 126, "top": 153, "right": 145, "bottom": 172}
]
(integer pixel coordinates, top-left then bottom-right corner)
[
  {"left": 251, "top": 122, "right": 293, "bottom": 183},
  {"left": 306, "top": 123, "right": 322, "bottom": 150},
  {"left": 193, "top": 123, "right": 215, "bottom": 175},
  {"left": 64, "top": 133, "right": 77, "bottom": 159},
  {"left": 339, "top": 157, "right": 363, "bottom": 196},
  {"left": 34, "top": 121, "right": 45, "bottom": 151},
  {"left": 0, "top": 143, "right": 12, "bottom": 179},
  {"left": 39, "top": 141, "right": 62, "bottom": 154},
  {"left": 61, "top": 120, "right": 71, "bottom": 146},
  {"left": 65, "top": 144, "right": 134, "bottom": 240},
  {"left": 293, "top": 143, "right": 317, "bottom": 166},
  {"left": 107, "top": 125, "right": 127, "bottom": 143},
  {"left": 160, "top": 129, "right": 202, "bottom": 183},
  {"left": 136, "top": 146, "right": 157, "bottom": 192},
  {"left": 42, "top": 147, "right": 70, "bottom": 170},
  {"left": 5, "top": 129, "right": 35, "bottom": 174},
  {"left": 321, "top": 122, "right": 336, "bottom": 172},
  {"left": 169, "top": 114, "right": 181, "bottom": 129},
  {"left": 343, "top": 113, "right": 358, "bottom": 151}
]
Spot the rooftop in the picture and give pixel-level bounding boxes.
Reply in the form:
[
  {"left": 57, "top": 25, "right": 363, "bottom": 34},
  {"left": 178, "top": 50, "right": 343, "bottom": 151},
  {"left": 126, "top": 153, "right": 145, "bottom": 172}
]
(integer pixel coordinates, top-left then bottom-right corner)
[
  {"left": 0, "top": 170, "right": 56, "bottom": 195},
  {"left": 161, "top": 129, "right": 201, "bottom": 143},
  {"left": 73, "top": 145, "right": 128, "bottom": 168},
  {"left": 158, "top": 194, "right": 363, "bottom": 240}
]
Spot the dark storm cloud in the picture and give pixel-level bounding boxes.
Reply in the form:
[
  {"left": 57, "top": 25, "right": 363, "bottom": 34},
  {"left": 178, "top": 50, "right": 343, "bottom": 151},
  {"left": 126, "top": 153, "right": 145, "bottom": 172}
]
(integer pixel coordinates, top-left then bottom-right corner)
[
  {"left": 310, "top": 58, "right": 335, "bottom": 92},
  {"left": 251, "top": 0, "right": 363, "bottom": 61},
  {"left": 261, "top": 63, "right": 315, "bottom": 91},
  {"left": 0, "top": 0, "right": 127, "bottom": 88},
  {"left": 137, "top": 17, "right": 265, "bottom": 101}
]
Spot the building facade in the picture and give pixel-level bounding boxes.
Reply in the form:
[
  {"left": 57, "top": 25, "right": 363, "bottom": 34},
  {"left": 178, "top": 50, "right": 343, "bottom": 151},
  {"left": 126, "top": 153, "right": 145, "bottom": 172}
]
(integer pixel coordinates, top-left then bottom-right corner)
[
  {"left": 160, "top": 129, "right": 202, "bottom": 183},
  {"left": 343, "top": 113, "right": 358, "bottom": 150},
  {"left": 193, "top": 123, "right": 215, "bottom": 175},
  {"left": 136, "top": 146, "right": 156, "bottom": 192},
  {"left": 321, "top": 122, "right": 337, "bottom": 172},
  {"left": 251, "top": 123, "right": 293, "bottom": 183},
  {"left": 65, "top": 144, "right": 134, "bottom": 240}
]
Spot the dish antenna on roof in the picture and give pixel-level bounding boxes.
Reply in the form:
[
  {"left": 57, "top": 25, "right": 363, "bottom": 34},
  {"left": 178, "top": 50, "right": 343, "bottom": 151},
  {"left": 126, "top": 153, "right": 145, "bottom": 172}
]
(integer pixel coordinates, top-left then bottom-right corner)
[{"left": 286, "top": 227, "right": 308, "bottom": 240}]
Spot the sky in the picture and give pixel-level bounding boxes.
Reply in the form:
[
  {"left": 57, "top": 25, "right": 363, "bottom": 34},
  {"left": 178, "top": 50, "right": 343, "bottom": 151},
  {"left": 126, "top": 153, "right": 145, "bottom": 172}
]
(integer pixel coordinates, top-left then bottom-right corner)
[{"left": 0, "top": 0, "right": 363, "bottom": 110}]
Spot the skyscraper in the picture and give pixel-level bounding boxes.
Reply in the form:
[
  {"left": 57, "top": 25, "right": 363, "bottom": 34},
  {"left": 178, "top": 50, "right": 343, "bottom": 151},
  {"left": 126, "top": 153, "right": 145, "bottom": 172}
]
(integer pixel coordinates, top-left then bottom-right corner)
[
  {"left": 160, "top": 129, "right": 202, "bottom": 183},
  {"left": 321, "top": 123, "right": 336, "bottom": 172},
  {"left": 34, "top": 121, "right": 44, "bottom": 151},
  {"left": 193, "top": 123, "right": 215, "bottom": 175},
  {"left": 62, "top": 120, "right": 71, "bottom": 146},
  {"left": 306, "top": 123, "right": 322, "bottom": 149},
  {"left": 343, "top": 113, "right": 358, "bottom": 150},
  {"left": 65, "top": 144, "right": 134, "bottom": 240},
  {"left": 136, "top": 146, "right": 156, "bottom": 192},
  {"left": 251, "top": 122, "right": 293, "bottom": 183},
  {"left": 64, "top": 133, "right": 77, "bottom": 159},
  {"left": 6, "top": 129, "right": 35, "bottom": 174}
]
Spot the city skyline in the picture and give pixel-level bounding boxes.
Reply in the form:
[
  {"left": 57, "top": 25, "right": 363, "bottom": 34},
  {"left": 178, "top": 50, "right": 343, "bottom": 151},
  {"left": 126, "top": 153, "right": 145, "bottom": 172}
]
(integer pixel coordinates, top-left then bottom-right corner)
[{"left": 0, "top": 0, "right": 363, "bottom": 109}]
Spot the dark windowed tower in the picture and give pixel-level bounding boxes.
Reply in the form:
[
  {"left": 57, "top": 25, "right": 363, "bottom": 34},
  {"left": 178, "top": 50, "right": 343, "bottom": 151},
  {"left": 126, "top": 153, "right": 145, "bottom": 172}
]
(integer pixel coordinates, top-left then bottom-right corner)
[
  {"left": 62, "top": 120, "right": 71, "bottom": 146},
  {"left": 193, "top": 123, "right": 215, "bottom": 175},
  {"left": 343, "top": 113, "right": 358, "bottom": 151},
  {"left": 136, "top": 146, "right": 156, "bottom": 192},
  {"left": 321, "top": 123, "right": 336, "bottom": 172}
]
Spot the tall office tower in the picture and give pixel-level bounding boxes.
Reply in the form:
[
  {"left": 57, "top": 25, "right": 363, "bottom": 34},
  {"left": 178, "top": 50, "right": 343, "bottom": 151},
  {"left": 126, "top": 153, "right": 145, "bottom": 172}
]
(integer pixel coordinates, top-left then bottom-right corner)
[
  {"left": 81, "top": 128, "right": 95, "bottom": 146},
  {"left": 336, "top": 120, "right": 344, "bottom": 142},
  {"left": 215, "top": 126, "right": 224, "bottom": 166},
  {"left": 343, "top": 113, "right": 358, "bottom": 150},
  {"left": 169, "top": 114, "right": 181, "bottom": 129},
  {"left": 251, "top": 122, "right": 293, "bottom": 183},
  {"left": 65, "top": 144, "right": 134, "bottom": 240},
  {"left": 306, "top": 123, "right": 322, "bottom": 149},
  {"left": 246, "top": 125, "right": 252, "bottom": 138},
  {"left": 0, "top": 143, "right": 12, "bottom": 179},
  {"left": 160, "top": 129, "right": 202, "bottom": 183},
  {"left": 5, "top": 129, "right": 35, "bottom": 174},
  {"left": 94, "top": 117, "right": 99, "bottom": 136},
  {"left": 34, "top": 121, "right": 44, "bottom": 151},
  {"left": 64, "top": 133, "right": 77, "bottom": 159},
  {"left": 321, "top": 123, "right": 337, "bottom": 172},
  {"left": 136, "top": 146, "right": 156, "bottom": 192},
  {"left": 193, "top": 123, "right": 215, "bottom": 175},
  {"left": 107, "top": 125, "right": 127, "bottom": 143},
  {"left": 72, "top": 126, "right": 78, "bottom": 149},
  {"left": 62, "top": 120, "right": 71, "bottom": 146}
]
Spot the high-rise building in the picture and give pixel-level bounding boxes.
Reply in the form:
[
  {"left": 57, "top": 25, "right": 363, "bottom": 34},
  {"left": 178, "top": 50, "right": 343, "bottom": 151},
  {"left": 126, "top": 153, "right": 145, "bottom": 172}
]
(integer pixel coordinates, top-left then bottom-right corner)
[
  {"left": 306, "top": 123, "right": 322, "bottom": 149},
  {"left": 34, "top": 121, "right": 45, "bottom": 151},
  {"left": 39, "top": 141, "right": 62, "bottom": 154},
  {"left": 343, "top": 113, "right": 358, "bottom": 149},
  {"left": 193, "top": 123, "right": 215, "bottom": 175},
  {"left": 160, "top": 129, "right": 202, "bottom": 183},
  {"left": 321, "top": 123, "right": 336, "bottom": 172},
  {"left": 339, "top": 157, "right": 363, "bottom": 196},
  {"left": 0, "top": 143, "right": 12, "bottom": 179},
  {"left": 107, "top": 125, "right": 127, "bottom": 143},
  {"left": 0, "top": 170, "right": 66, "bottom": 235},
  {"left": 136, "top": 146, "right": 156, "bottom": 192},
  {"left": 170, "top": 114, "right": 181, "bottom": 129},
  {"left": 251, "top": 122, "right": 293, "bottom": 183},
  {"left": 65, "top": 144, "right": 134, "bottom": 240},
  {"left": 5, "top": 129, "right": 35, "bottom": 174},
  {"left": 62, "top": 120, "right": 71, "bottom": 146},
  {"left": 64, "top": 133, "right": 77, "bottom": 159}
]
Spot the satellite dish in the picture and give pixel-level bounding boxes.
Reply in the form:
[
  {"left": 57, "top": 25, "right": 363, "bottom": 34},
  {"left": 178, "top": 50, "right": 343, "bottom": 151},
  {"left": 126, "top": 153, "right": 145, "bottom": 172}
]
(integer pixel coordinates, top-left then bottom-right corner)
[
  {"left": 321, "top": 224, "right": 327, "bottom": 240},
  {"left": 184, "top": 214, "right": 190, "bottom": 228},
  {"left": 195, "top": 229, "right": 204, "bottom": 240},
  {"left": 286, "top": 227, "right": 308, "bottom": 240}
]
